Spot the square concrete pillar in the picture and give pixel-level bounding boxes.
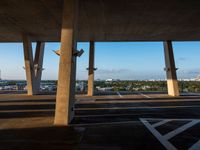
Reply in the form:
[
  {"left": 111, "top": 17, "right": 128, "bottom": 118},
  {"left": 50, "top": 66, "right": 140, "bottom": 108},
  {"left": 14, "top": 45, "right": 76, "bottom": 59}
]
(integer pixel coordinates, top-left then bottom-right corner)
[
  {"left": 23, "top": 35, "right": 45, "bottom": 95},
  {"left": 87, "top": 41, "right": 95, "bottom": 96},
  {"left": 54, "top": 0, "right": 79, "bottom": 126},
  {"left": 163, "top": 41, "right": 180, "bottom": 96}
]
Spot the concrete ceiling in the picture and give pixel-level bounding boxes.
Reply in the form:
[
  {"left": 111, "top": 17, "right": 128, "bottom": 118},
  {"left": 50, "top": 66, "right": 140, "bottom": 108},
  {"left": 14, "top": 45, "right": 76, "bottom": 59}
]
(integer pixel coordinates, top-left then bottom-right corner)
[{"left": 0, "top": 0, "right": 200, "bottom": 42}]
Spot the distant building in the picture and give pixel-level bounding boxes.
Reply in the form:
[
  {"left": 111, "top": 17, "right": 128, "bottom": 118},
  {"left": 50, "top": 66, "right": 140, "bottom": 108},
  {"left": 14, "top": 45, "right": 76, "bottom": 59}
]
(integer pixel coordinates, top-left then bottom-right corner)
[
  {"left": 40, "top": 84, "right": 56, "bottom": 92},
  {"left": 141, "top": 86, "right": 151, "bottom": 90},
  {"left": 106, "top": 79, "right": 113, "bottom": 82},
  {"left": 96, "top": 87, "right": 113, "bottom": 91},
  {"left": 105, "top": 79, "right": 120, "bottom": 82},
  {"left": 195, "top": 75, "right": 200, "bottom": 81},
  {"left": 76, "top": 82, "right": 86, "bottom": 92},
  {"left": 16, "top": 83, "right": 26, "bottom": 91}
]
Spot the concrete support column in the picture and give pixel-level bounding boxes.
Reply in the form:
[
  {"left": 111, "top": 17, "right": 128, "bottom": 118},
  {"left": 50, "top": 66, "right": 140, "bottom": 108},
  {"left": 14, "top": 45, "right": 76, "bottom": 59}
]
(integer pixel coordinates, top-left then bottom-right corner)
[
  {"left": 163, "top": 41, "right": 180, "bottom": 96},
  {"left": 34, "top": 41, "right": 45, "bottom": 93},
  {"left": 54, "top": 0, "right": 79, "bottom": 125},
  {"left": 23, "top": 35, "right": 35, "bottom": 95},
  {"left": 87, "top": 41, "right": 95, "bottom": 96},
  {"left": 23, "top": 35, "right": 45, "bottom": 95}
]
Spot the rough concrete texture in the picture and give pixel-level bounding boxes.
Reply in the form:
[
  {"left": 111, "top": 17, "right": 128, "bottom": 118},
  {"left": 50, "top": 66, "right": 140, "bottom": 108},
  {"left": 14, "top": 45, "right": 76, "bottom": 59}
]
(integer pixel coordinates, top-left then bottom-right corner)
[
  {"left": 163, "top": 41, "right": 180, "bottom": 96},
  {"left": 87, "top": 41, "right": 95, "bottom": 96},
  {"left": 1, "top": 0, "right": 200, "bottom": 42},
  {"left": 54, "top": 0, "right": 77, "bottom": 125}
]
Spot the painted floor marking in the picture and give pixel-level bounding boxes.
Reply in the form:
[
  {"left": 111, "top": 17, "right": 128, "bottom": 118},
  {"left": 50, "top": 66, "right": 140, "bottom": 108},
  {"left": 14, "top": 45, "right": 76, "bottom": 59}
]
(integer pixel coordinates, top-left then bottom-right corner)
[
  {"left": 138, "top": 92, "right": 151, "bottom": 98},
  {"left": 117, "top": 92, "right": 123, "bottom": 98},
  {"left": 140, "top": 118, "right": 200, "bottom": 150},
  {"left": 187, "top": 92, "right": 200, "bottom": 96},
  {"left": 189, "top": 140, "right": 200, "bottom": 150},
  {"left": 152, "top": 119, "right": 171, "bottom": 128},
  {"left": 164, "top": 120, "right": 200, "bottom": 140}
]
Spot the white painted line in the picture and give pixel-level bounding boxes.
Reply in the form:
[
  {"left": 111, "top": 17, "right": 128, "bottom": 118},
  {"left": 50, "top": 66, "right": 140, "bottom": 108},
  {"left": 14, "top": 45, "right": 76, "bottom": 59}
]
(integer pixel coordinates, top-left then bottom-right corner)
[
  {"left": 138, "top": 92, "right": 151, "bottom": 98},
  {"left": 140, "top": 118, "right": 177, "bottom": 150},
  {"left": 152, "top": 119, "right": 171, "bottom": 128},
  {"left": 189, "top": 140, "right": 200, "bottom": 150},
  {"left": 117, "top": 92, "right": 123, "bottom": 98},
  {"left": 164, "top": 120, "right": 200, "bottom": 140},
  {"left": 140, "top": 118, "right": 200, "bottom": 150},
  {"left": 142, "top": 118, "right": 198, "bottom": 121},
  {"left": 187, "top": 92, "right": 200, "bottom": 96}
]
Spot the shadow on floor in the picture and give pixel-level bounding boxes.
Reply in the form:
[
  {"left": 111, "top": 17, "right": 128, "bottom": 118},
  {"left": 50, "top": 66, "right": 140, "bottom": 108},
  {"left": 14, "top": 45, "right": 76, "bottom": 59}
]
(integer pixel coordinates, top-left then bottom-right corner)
[
  {"left": 0, "top": 122, "right": 166, "bottom": 150},
  {"left": 0, "top": 126, "right": 83, "bottom": 150}
]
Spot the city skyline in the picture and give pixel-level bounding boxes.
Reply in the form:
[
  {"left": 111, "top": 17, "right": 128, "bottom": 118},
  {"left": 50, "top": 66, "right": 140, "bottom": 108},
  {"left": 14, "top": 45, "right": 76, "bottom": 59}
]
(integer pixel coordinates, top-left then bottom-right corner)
[{"left": 0, "top": 42, "right": 200, "bottom": 80}]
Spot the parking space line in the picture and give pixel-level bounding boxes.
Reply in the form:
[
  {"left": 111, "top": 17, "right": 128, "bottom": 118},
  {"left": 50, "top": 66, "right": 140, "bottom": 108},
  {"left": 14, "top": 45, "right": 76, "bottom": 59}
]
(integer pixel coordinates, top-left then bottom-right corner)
[
  {"left": 164, "top": 120, "right": 200, "bottom": 140},
  {"left": 189, "top": 140, "right": 200, "bottom": 150},
  {"left": 152, "top": 119, "right": 171, "bottom": 128},
  {"left": 138, "top": 92, "right": 151, "bottom": 98},
  {"left": 140, "top": 118, "right": 177, "bottom": 150},
  {"left": 142, "top": 118, "right": 198, "bottom": 121},
  {"left": 140, "top": 118, "right": 200, "bottom": 150},
  {"left": 187, "top": 92, "right": 200, "bottom": 96},
  {"left": 117, "top": 92, "right": 123, "bottom": 98}
]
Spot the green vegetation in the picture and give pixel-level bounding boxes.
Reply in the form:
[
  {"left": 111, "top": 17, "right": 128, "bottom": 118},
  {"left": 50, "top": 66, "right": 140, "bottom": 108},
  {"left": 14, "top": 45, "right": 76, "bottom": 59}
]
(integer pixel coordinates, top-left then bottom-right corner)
[
  {"left": 179, "top": 81, "right": 200, "bottom": 93},
  {"left": 1, "top": 80, "right": 200, "bottom": 93},
  {"left": 94, "top": 80, "right": 200, "bottom": 93}
]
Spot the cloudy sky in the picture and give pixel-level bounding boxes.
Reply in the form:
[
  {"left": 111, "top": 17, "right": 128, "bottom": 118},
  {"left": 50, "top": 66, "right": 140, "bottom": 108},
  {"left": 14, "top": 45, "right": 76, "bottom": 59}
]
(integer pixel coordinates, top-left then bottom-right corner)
[{"left": 0, "top": 42, "right": 200, "bottom": 80}]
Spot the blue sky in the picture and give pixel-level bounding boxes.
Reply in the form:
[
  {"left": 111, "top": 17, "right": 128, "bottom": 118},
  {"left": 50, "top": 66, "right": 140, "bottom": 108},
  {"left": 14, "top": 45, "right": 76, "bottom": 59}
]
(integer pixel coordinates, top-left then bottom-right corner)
[{"left": 0, "top": 42, "right": 200, "bottom": 80}]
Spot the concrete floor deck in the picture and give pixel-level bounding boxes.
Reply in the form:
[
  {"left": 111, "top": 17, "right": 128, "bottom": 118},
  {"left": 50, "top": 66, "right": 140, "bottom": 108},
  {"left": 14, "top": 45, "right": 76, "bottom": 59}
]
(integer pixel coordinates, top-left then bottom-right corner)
[{"left": 0, "top": 94, "right": 200, "bottom": 149}]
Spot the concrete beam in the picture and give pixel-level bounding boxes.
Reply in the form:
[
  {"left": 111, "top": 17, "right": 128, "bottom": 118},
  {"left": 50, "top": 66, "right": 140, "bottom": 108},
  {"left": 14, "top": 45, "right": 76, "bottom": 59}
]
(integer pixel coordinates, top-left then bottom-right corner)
[
  {"left": 23, "top": 35, "right": 45, "bottom": 95},
  {"left": 54, "top": 0, "right": 79, "bottom": 126},
  {"left": 2, "top": 0, "right": 200, "bottom": 42},
  {"left": 163, "top": 41, "right": 180, "bottom": 96},
  {"left": 87, "top": 41, "right": 95, "bottom": 96}
]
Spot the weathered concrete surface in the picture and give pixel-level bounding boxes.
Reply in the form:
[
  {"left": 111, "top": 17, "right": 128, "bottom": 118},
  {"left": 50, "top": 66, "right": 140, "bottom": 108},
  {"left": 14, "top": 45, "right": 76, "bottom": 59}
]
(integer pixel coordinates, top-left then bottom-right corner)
[
  {"left": 23, "top": 35, "right": 45, "bottom": 95},
  {"left": 0, "top": 0, "right": 200, "bottom": 42},
  {"left": 54, "top": 0, "right": 78, "bottom": 125},
  {"left": 34, "top": 41, "right": 45, "bottom": 93},
  {"left": 23, "top": 35, "right": 37, "bottom": 95},
  {"left": 0, "top": 96, "right": 200, "bottom": 149},
  {"left": 87, "top": 41, "right": 95, "bottom": 96},
  {"left": 164, "top": 41, "right": 180, "bottom": 96}
]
